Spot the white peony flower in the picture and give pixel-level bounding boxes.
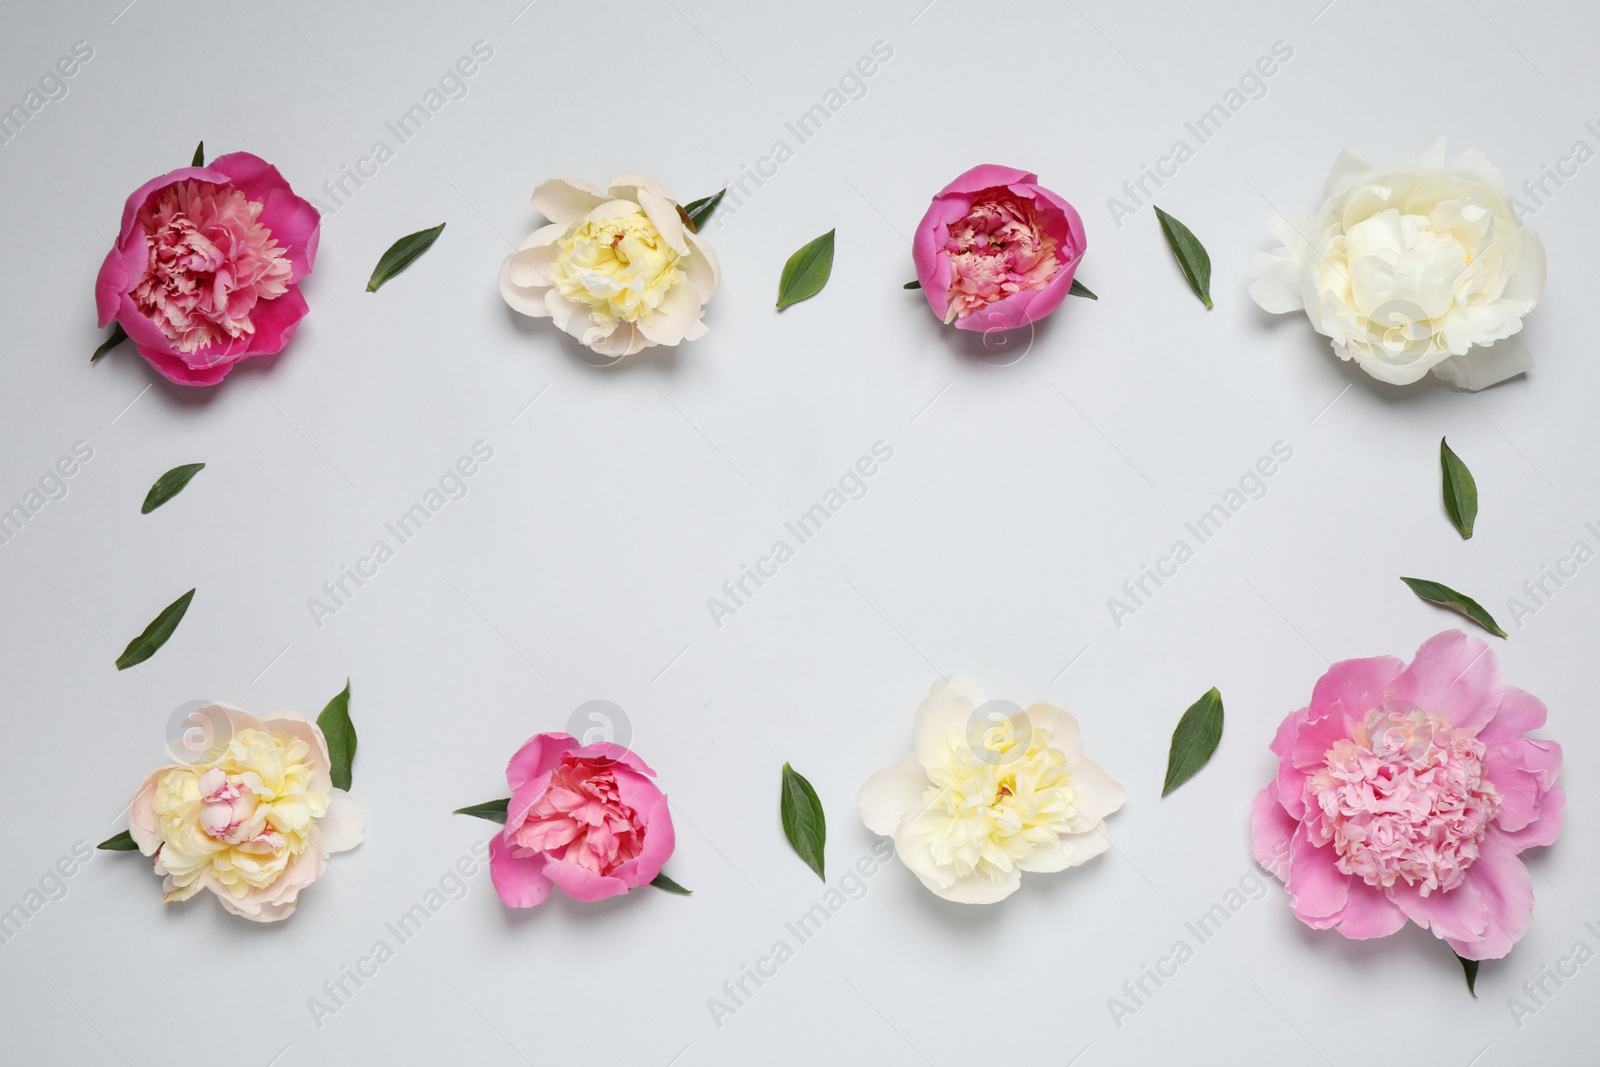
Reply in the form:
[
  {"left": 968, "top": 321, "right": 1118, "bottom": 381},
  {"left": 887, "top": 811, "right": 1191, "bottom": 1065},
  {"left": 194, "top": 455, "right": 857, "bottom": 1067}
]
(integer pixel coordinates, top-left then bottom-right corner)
[
  {"left": 1249, "top": 136, "right": 1545, "bottom": 390},
  {"left": 499, "top": 173, "right": 720, "bottom": 360},
  {"left": 858, "top": 676, "right": 1125, "bottom": 904}
]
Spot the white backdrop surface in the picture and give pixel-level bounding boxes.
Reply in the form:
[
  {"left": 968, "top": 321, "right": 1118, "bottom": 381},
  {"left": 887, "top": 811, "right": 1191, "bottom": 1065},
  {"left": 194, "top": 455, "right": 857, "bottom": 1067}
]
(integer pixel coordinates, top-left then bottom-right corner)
[{"left": 1, "top": 0, "right": 1597, "bottom": 1064}]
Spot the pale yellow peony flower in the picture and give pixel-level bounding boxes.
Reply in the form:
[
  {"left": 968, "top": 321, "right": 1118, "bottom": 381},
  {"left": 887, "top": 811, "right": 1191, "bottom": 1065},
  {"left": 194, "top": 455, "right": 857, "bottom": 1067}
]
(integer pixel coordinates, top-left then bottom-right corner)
[
  {"left": 499, "top": 173, "right": 720, "bottom": 359},
  {"left": 859, "top": 676, "right": 1125, "bottom": 904},
  {"left": 127, "top": 704, "right": 363, "bottom": 922}
]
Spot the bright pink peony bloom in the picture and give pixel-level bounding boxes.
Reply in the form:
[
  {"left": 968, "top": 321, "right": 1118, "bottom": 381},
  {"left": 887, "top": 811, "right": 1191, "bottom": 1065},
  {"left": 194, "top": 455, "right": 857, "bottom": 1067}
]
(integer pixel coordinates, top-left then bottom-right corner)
[
  {"left": 95, "top": 152, "right": 319, "bottom": 386},
  {"left": 1253, "top": 631, "right": 1563, "bottom": 960},
  {"left": 488, "top": 732, "right": 675, "bottom": 907},
  {"left": 912, "top": 164, "right": 1086, "bottom": 332}
]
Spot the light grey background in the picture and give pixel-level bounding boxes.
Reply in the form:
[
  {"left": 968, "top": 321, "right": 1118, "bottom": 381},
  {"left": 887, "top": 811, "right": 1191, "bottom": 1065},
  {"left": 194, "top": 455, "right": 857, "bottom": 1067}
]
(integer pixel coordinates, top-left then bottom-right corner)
[{"left": 1, "top": 0, "right": 1595, "bottom": 1063}]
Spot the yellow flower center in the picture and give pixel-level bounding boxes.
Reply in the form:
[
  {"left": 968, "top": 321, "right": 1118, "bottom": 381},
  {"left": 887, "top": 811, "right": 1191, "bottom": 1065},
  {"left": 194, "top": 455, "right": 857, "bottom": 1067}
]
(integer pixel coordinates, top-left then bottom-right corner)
[{"left": 548, "top": 208, "right": 682, "bottom": 326}]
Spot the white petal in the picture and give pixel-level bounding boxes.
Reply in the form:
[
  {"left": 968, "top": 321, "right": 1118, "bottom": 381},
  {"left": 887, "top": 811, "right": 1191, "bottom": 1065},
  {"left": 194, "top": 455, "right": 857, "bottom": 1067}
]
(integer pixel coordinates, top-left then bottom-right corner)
[
  {"left": 607, "top": 171, "right": 671, "bottom": 202},
  {"left": 918, "top": 865, "right": 1021, "bottom": 904},
  {"left": 1410, "top": 134, "right": 1448, "bottom": 170},
  {"left": 587, "top": 320, "right": 651, "bottom": 358},
  {"left": 684, "top": 231, "right": 721, "bottom": 302},
  {"left": 544, "top": 290, "right": 589, "bottom": 335},
  {"left": 637, "top": 189, "right": 689, "bottom": 256},
  {"left": 1067, "top": 754, "right": 1127, "bottom": 828},
  {"left": 1450, "top": 147, "right": 1511, "bottom": 197},
  {"left": 637, "top": 281, "right": 705, "bottom": 346},
  {"left": 1431, "top": 336, "right": 1534, "bottom": 391},
  {"left": 317, "top": 789, "right": 365, "bottom": 854},
  {"left": 914, "top": 675, "right": 985, "bottom": 767},
  {"left": 506, "top": 224, "right": 566, "bottom": 288},
  {"left": 858, "top": 754, "right": 929, "bottom": 836},
  {"left": 1323, "top": 148, "right": 1374, "bottom": 199},
  {"left": 1503, "top": 225, "right": 1547, "bottom": 305},
  {"left": 1021, "top": 700, "right": 1079, "bottom": 758},
  {"left": 1016, "top": 824, "right": 1112, "bottom": 873},
  {"left": 530, "top": 178, "right": 606, "bottom": 224},
  {"left": 500, "top": 253, "right": 551, "bottom": 318}
]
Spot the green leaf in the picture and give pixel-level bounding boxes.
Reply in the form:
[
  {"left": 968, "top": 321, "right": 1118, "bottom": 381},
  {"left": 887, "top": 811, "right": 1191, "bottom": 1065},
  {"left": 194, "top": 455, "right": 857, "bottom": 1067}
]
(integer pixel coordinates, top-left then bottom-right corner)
[
  {"left": 903, "top": 279, "right": 922, "bottom": 290},
  {"left": 1069, "top": 277, "right": 1098, "bottom": 300},
  {"left": 1400, "top": 577, "right": 1507, "bottom": 638},
  {"left": 97, "top": 830, "right": 139, "bottom": 851},
  {"left": 115, "top": 589, "right": 194, "bottom": 670},
  {"left": 453, "top": 798, "right": 510, "bottom": 824},
  {"left": 650, "top": 871, "right": 693, "bottom": 895},
  {"left": 1162, "top": 687, "right": 1224, "bottom": 796},
  {"left": 191, "top": 141, "right": 204, "bottom": 167},
  {"left": 91, "top": 322, "right": 127, "bottom": 362},
  {"left": 1440, "top": 438, "right": 1478, "bottom": 539},
  {"left": 683, "top": 189, "right": 726, "bottom": 232},
  {"left": 366, "top": 223, "right": 446, "bottom": 292},
  {"left": 140, "top": 463, "right": 205, "bottom": 514},
  {"left": 316, "top": 680, "right": 357, "bottom": 790},
  {"left": 1456, "top": 952, "right": 1479, "bottom": 998},
  {"left": 776, "top": 229, "right": 835, "bottom": 310},
  {"left": 1154, "top": 206, "right": 1212, "bottom": 309},
  {"left": 779, "top": 762, "right": 826, "bottom": 880}
]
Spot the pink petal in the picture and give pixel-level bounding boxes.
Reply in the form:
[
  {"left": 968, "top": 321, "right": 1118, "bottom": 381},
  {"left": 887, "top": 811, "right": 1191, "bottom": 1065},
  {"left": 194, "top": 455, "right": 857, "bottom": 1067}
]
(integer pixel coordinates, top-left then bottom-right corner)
[
  {"left": 543, "top": 856, "right": 630, "bottom": 902},
  {"left": 936, "top": 164, "right": 1038, "bottom": 197},
  {"left": 1478, "top": 686, "right": 1548, "bottom": 746},
  {"left": 506, "top": 732, "right": 581, "bottom": 792},
  {"left": 1330, "top": 879, "right": 1409, "bottom": 939},
  {"left": 608, "top": 794, "right": 675, "bottom": 887},
  {"left": 1391, "top": 873, "right": 1489, "bottom": 944},
  {"left": 1308, "top": 655, "right": 1406, "bottom": 728},
  {"left": 1251, "top": 782, "right": 1295, "bottom": 882},
  {"left": 1485, "top": 738, "right": 1562, "bottom": 832},
  {"left": 1286, "top": 824, "right": 1349, "bottom": 922},
  {"left": 489, "top": 832, "right": 552, "bottom": 908},
  {"left": 1497, "top": 783, "right": 1564, "bottom": 851},
  {"left": 1444, "top": 830, "right": 1534, "bottom": 960},
  {"left": 1387, "top": 631, "right": 1503, "bottom": 734}
]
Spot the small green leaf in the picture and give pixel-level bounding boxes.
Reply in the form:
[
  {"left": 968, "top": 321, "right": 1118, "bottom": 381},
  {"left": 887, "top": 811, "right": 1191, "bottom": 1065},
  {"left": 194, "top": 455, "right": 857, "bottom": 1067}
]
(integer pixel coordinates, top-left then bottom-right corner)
[
  {"left": 1400, "top": 577, "right": 1507, "bottom": 638},
  {"left": 191, "top": 141, "right": 204, "bottom": 167},
  {"left": 453, "top": 798, "right": 510, "bottom": 824},
  {"left": 317, "top": 680, "right": 357, "bottom": 790},
  {"left": 140, "top": 463, "right": 205, "bottom": 514},
  {"left": 1162, "top": 687, "right": 1224, "bottom": 796},
  {"left": 650, "top": 871, "right": 693, "bottom": 895},
  {"left": 776, "top": 229, "right": 835, "bottom": 310},
  {"left": 1441, "top": 438, "right": 1478, "bottom": 539},
  {"left": 1069, "top": 277, "right": 1098, "bottom": 300},
  {"left": 1154, "top": 206, "right": 1212, "bottom": 309},
  {"left": 97, "top": 830, "right": 139, "bottom": 851},
  {"left": 1456, "top": 952, "right": 1479, "bottom": 997},
  {"left": 115, "top": 589, "right": 195, "bottom": 670},
  {"left": 92, "top": 323, "right": 127, "bottom": 362},
  {"left": 779, "top": 762, "right": 826, "bottom": 880},
  {"left": 683, "top": 189, "right": 726, "bottom": 232},
  {"left": 366, "top": 223, "right": 446, "bottom": 292},
  {"left": 903, "top": 279, "right": 922, "bottom": 290}
]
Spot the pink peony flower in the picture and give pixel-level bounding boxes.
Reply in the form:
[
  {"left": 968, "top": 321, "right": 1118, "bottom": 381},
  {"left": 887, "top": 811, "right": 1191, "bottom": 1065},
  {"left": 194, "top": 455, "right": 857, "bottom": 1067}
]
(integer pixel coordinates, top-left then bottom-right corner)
[
  {"left": 95, "top": 152, "right": 320, "bottom": 386},
  {"left": 912, "top": 164, "right": 1086, "bottom": 332},
  {"left": 1252, "top": 631, "right": 1563, "bottom": 960},
  {"left": 488, "top": 732, "right": 675, "bottom": 907}
]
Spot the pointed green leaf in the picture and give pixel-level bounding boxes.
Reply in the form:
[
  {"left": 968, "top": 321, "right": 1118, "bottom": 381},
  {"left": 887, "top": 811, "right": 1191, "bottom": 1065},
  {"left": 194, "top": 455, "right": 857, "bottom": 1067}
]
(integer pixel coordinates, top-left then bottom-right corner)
[
  {"left": 191, "top": 141, "right": 204, "bottom": 167},
  {"left": 1441, "top": 438, "right": 1478, "bottom": 539},
  {"left": 453, "top": 798, "right": 510, "bottom": 824},
  {"left": 779, "top": 762, "right": 826, "bottom": 880},
  {"left": 115, "top": 589, "right": 194, "bottom": 670},
  {"left": 97, "top": 830, "right": 139, "bottom": 851},
  {"left": 649, "top": 871, "right": 693, "bottom": 895},
  {"left": 1154, "top": 206, "right": 1212, "bottom": 309},
  {"left": 1400, "top": 577, "right": 1507, "bottom": 638},
  {"left": 1069, "top": 277, "right": 1098, "bottom": 300},
  {"left": 1456, "top": 952, "right": 1479, "bottom": 997},
  {"left": 683, "top": 189, "right": 726, "bottom": 232},
  {"left": 903, "top": 279, "right": 922, "bottom": 290},
  {"left": 776, "top": 229, "right": 835, "bottom": 310},
  {"left": 92, "top": 322, "right": 127, "bottom": 362},
  {"left": 366, "top": 223, "right": 446, "bottom": 292},
  {"left": 317, "top": 680, "right": 357, "bottom": 790},
  {"left": 1162, "top": 687, "right": 1224, "bottom": 796},
  {"left": 140, "top": 463, "right": 206, "bottom": 514}
]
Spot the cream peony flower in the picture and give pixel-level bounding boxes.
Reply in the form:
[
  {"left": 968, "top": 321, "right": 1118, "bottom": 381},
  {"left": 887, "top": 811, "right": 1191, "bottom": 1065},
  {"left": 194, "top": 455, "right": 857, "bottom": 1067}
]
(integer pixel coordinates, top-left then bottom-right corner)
[
  {"left": 858, "top": 676, "right": 1125, "bottom": 904},
  {"left": 127, "top": 703, "right": 363, "bottom": 922},
  {"left": 1249, "top": 136, "right": 1546, "bottom": 390},
  {"left": 499, "top": 173, "right": 720, "bottom": 359}
]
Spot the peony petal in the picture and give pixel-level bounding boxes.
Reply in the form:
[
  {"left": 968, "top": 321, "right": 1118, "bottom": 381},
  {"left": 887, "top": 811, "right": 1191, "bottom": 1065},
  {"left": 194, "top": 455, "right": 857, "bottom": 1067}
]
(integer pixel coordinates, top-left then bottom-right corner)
[
  {"left": 585, "top": 320, "right": 649, "bottom": 358},
  {"left": 1479, "top": 686, "right": 1551, "bottom": 747},
  {"left": 1066, "top": 754, "right": 1126, "bottom": 828},
  {"left": 1444, "top": 830, "right": 1533, "bottom": 960},
  {"left": 1388, "top": 630, "right": 1503, "bottom": 735},
  {"left": 636, "top": 280, "right": 704, "bottom": 346},
  {"left": 127, "top": 766, "right": 172, "bottom": 856},
  {"left": 1023, "top": 700, "right": 1081, "bottom": 759},
  {"left": 636, "top": 189, "right": 689, "bottom": 256},
  {"left": 1484, "top": 737, "right": 1562, "bottom": 832},
  {"left": 1410, "top": 134, "right": 1448, "bottom": 170},
  {"left": 682, "top": 231, "right": 721, "bottom": 303},
  {"left": 507, "top": 733, "right": 581, "bottom": 792},
  {"left": 489, "top": 832, "right": 552, "bottom": 908},
  {"left": 606, "top": 172, "right": 672, "bottom": 202},
  {"left": 1430, "top": 335, "right": 1533, "bottom": 391},
  {"left": 1251, "top": 782, "right": 1295, "bottom": 882},
  {"left": 608, "top": 793, "right": 675, "bottom": 888},
  {"left": 260, "top": 710, "right": 332, "bottom": 778},
  {"left": 1330, "top": 879, "right": 1409, "bottom": 939},
  {"left": 543, "top": 856, "right": 630, "bottom": 903},
  {"left": 1323, "top": 148, "right": 1374, "bottom": 198},
  {"left": 913, "top": 675, "right": 986, "bottom": 768},
  {"left": 935, "top": 164, "right": 1038, "bottom": 198},
  {"left": 530, "top": 178, "right": 606, "bottom": 224},
  {"left": 919, "top": 865, "right": 1022, "bottom": 904},
  {"left": 1286, "top": 824, "right": 1349, "bottom": 921},
  {"left": 859, "top": 754, "right": 931, "bottom": 836},
  {"left": 1016, "top": 824, "right": 1111, "bottom": 873},
  {"left": 1497, "top": 782, "right": 1564, "bottom": 851},
  {"left": 1391, "top": 873, "right": 1489, "bottom": 944},
  {"left": 316, "top": 789, "right": 365, "bottom": 854}
]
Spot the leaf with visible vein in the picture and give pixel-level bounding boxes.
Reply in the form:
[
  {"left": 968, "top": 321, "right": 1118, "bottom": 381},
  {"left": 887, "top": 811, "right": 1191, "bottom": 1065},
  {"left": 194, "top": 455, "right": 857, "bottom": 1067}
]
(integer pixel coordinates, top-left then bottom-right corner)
[
  {"left": 97, "top": 830, "right": 139, "bottom": 851},
  {"left": 1154, "top": 206, "right": 1212, "bottom": 309},
  {"left": 115, "top": 589, "right": 195, "bottom": 670},
  {"left": 1400, "top": 577, "right": 1507, "bottom": 638},
  {"left": 366, "top": 223, "right": 446, "bottom": 292},
  {"left": 780, "top": 762, "right": 826, "bottom": 880},
  {"left": 141, "top": 463, "right": 205, "bottom": 514},
  {"left": 453, "top": 798, "right": 510, "bottom": 824},
  {"left": 317, "top": 680, "right": 357, "bottom": 790},
  {"left": 1440, "top": 438, "right": 1478, "bottom": 539},
  {"left": 92, "top": 323, "right": 127, "bottom": 362},
  {"left": 683, "top": 190, "right": 726, "bottom": 232},
  {"left": 776, "top": 229, "right": 835, "bottom": 310},
  {"left": 1162, "top": 688, "right": 1224, "bottom": 796}
]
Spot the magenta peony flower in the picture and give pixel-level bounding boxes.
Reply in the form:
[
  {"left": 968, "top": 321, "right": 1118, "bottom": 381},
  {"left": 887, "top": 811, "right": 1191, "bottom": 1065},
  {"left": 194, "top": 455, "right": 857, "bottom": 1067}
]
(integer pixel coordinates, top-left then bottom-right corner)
[
  {"left": 912, "top": 164, "right": 1086, "bottom": 332},
  {"left": 488, "top": 732, "right": 675, "bottom": 907},
  {"left": 1253, "top": 631, "right": 1563, "bottom": 960},
  {"left": 95, "top": 152, "right": 320, "bottom": 386}
]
